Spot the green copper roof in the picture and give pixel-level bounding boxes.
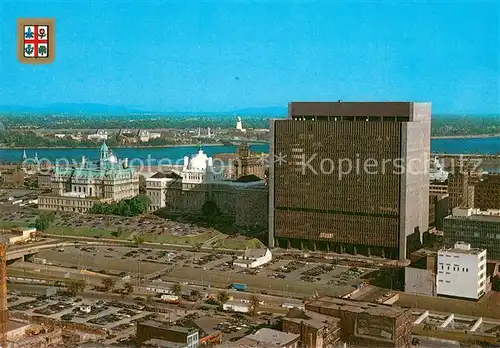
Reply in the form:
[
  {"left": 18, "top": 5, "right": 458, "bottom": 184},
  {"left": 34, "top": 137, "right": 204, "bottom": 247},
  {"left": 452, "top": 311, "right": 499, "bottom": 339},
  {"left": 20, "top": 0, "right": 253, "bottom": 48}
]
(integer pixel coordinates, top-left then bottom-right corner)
[
  {"left": 54, "top": 165, "right": 136, "bottom": 179},
  {"left": 100, "top": 141, "right": 109, "bottom": 153}
]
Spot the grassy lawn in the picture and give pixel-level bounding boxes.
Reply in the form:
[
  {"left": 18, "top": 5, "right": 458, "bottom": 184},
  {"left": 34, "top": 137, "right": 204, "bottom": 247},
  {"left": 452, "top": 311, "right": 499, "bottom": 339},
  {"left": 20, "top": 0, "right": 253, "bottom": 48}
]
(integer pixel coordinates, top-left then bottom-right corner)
[
  {"left": 0, "top": 221, "right": 31, "bottom": 229},
  {"left": 214, "top": 236, "right": 265, "bottom": 250},
  {"left": 45, "top": 225, "right": 132, "bottom": 240},
  {"left": 140, "top": 230, "right": 220, "bottom": 246}
]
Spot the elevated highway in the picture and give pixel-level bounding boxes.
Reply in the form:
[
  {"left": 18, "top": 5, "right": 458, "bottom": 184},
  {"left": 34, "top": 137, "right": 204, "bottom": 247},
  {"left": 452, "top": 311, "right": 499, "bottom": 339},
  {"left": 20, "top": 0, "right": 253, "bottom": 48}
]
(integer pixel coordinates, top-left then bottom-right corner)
[{"left": 6, "top": 241, "right": 110, "bottom": 261}]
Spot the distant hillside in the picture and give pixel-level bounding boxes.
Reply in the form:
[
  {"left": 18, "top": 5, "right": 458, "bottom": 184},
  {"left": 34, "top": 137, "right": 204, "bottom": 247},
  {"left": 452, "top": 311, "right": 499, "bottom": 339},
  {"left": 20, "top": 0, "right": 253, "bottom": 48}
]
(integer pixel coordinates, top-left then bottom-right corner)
[
  {"left": 0, "top": 104, "right": 288, "bottom": 117},
  {"left": 0, "top": 103, "right": 141, "bottom": 115}
]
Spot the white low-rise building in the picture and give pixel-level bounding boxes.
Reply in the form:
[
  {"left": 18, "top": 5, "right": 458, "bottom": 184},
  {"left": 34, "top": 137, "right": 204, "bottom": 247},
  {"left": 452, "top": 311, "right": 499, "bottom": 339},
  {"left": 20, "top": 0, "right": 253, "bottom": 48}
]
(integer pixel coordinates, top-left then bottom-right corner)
[
  {"left": 138, "top": 130, "right": 162, "bottom": 142},
  {"left": 0, "top": 228, "right": 37, "bottom": 245},
  {"left": 233, "top": 248, "right": 272, "bottom": 269},
  {"left": 87, "top": 129, "right": 108, "bottom": 141},
  {"left": 145, "top": 171, "right": 181, "bottom": 212},
  {"left": 436, "top": 242, "right": 488, "bottom": 300}
]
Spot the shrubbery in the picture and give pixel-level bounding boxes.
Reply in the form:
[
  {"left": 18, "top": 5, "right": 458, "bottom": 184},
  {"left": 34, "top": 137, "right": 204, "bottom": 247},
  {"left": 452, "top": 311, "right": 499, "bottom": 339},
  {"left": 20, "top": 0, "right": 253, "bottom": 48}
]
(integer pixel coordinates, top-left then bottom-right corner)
[{"left": 90, "top": 195, "right": 151, "bottom": 216}]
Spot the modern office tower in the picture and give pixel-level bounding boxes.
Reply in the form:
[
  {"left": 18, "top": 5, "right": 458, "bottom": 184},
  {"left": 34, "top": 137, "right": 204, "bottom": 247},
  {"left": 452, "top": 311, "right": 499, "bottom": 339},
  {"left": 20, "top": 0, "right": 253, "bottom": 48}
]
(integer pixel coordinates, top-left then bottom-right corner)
[
  {"left": 268, "top": 102, "right": 431, "bottom": 260},
  {"left": 443, "top": 207, "right": 500, "bottom": 260}
]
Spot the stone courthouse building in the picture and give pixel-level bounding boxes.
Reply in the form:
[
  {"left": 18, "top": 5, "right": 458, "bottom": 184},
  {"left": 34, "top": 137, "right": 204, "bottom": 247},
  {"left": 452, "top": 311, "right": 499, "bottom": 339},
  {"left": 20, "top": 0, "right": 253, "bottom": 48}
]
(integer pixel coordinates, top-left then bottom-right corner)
[
  {"left": 38, "top": 142, "right": 139, "bottom": 213},
  {"left": 146, "top": 148, "right": 268, "bottom": 231}
]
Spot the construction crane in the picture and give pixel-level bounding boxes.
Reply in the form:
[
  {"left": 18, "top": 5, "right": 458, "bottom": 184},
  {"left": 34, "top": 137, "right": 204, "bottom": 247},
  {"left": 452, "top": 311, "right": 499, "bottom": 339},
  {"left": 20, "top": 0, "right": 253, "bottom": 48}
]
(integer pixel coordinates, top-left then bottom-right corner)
[{"left": 0, "top": 242, "right": 7, "bottom": 348}]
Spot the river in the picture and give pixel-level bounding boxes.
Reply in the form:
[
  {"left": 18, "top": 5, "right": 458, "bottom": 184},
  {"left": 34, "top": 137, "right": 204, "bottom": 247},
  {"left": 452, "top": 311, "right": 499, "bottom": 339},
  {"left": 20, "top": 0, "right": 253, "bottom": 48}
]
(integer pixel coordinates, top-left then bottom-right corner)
[{"left": 0, "top": 137, "right": 499, "bottom": 170}]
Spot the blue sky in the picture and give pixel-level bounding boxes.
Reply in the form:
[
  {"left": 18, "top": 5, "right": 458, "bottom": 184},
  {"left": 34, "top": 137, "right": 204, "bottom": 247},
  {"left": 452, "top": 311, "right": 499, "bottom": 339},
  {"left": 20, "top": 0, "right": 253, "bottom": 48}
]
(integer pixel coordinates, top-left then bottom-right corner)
[{"left": 0, "top": 0, "right": 498, "bottom": 114}]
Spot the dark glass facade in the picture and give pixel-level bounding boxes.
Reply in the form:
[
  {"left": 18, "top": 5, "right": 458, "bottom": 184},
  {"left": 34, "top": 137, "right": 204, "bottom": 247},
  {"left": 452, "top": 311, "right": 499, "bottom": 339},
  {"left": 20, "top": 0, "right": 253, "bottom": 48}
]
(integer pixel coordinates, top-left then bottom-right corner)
[
  {"left": 268, "top": 102, "right": 431, "bottom": 260},
  {"left": 443, "top": 215, "right": 500, "bottom": 260}
]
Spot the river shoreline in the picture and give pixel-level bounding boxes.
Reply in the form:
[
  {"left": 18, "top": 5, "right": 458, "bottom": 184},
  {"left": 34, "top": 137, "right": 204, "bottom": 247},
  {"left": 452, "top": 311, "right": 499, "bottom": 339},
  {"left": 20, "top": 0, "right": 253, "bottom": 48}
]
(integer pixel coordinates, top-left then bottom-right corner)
[
  {"left": 0, "top": 143, "right": 260, "bottom": 150},
  {"left": 431, "top": 134, "right": 500, "bottom": 140},
  {"left": 1, "top": 135, "right": 499, "bottom": 149}
]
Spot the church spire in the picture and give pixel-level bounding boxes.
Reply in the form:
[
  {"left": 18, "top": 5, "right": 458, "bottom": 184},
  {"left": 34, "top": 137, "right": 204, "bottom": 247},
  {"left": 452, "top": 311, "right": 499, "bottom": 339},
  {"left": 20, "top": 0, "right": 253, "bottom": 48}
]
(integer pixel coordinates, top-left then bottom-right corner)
[{"left": 100, "top": 141, "right": 110, "bottom": 168}]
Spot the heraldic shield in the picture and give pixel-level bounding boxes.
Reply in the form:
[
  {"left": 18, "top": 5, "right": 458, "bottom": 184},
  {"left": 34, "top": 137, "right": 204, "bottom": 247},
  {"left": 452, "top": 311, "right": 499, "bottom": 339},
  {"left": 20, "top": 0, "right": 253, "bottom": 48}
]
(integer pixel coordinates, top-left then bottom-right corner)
[{"left": 18, "top": 18, "right": 56, "bottom": 64}]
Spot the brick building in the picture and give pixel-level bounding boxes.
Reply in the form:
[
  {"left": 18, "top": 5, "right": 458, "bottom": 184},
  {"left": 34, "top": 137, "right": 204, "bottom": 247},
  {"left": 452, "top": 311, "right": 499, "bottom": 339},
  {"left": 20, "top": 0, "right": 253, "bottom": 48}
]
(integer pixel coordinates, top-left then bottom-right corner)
[
  {"left": 0, "top": 169, "right": 25, "bottom": 187},
  {"left": 428, "top": 194, "right": 449, "bottom": 230},
  {"left": 233, "top": 142, "right": 266, "bottom": 179},
  {"left": 305, "top": 297, "right": 413, "bottom": 348},
  {"left": 283, "top": 308, "right": 341, "bottom": 348},
  {"left": 37, "top": 170, "right": 53, "bottom": 189},
  {"left": 269, "top": 101, "right": 431, "bottom": 260},
  {"left": 448, "top": 169, "right": 474, "bottom": 209},
  {"left": 475, "top": 174, "right": 500, "bottom": 210}
]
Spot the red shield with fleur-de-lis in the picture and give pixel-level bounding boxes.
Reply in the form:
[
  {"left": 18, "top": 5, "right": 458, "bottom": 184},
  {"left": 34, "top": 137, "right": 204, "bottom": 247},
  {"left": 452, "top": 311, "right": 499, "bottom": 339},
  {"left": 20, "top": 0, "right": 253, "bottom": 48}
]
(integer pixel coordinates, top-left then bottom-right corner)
[{"left": 18, "top": 18, "right": 56, "bottom": 64}]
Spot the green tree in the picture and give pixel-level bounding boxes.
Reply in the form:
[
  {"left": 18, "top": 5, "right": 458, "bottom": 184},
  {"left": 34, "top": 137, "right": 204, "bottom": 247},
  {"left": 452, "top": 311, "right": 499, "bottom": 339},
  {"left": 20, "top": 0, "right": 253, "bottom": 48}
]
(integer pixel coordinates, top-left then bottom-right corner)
[
  {"left": 217, "top": 291, "right": 230, "bottom": 304},
  {"left": 131, "top": 194, "right": 151, "bottom": 214},
  {"left": 172, "top": 283, "right": 183, "bottom": 297},
  {"left": 202, "top": 200, "right": 220, "bottom": 223},
  {"left": 101, "top": 277, "right": 116, "bottom": 292},
  {"left": 66, "top": 279, "right": 86, "bottom": 296},
  {"left": 249, "top": 294, "right": 260, "bottom": 316},
  {"left": 90, "top": 195, "right": 151, "bottom": 217},
  {"left": 31, "top": 212, "right": 54, "bottom": 232}
]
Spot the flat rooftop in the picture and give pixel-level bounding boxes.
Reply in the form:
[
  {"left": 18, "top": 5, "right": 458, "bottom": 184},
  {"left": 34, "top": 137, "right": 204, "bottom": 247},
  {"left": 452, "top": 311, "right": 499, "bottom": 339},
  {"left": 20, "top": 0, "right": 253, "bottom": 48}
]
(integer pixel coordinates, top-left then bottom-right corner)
[
  {"left": 289, "top": 101, "right": 427, "bottom": 118},
  {"left": 284, "top": 308, "right": 340, "bottom": 329},
  {"left": 8, "top": 319, "right": 30, "bottom": 332},
  {"left": 237, "top": 328, "right": 299, "bottom": 347},
  {"left": 141, "top": 339, "right": 187, "bottom": 348},
  {"left": 139, "top": 321, "right": 196, "bottom": 334},
  {"left": 306, "top": 296, "right": 410, "bottom": 318},
  {"left": 438, "top": 246, "right": 485, "bottom": 255},
  {"left": 176, "top": 316, "right": 223, "bottom": 337},
  {"left": 191, "top": 316, "right": 223, "bottom": 336},
  {"left": 446, "top": 214, "right": 500, "bottom": 223}
]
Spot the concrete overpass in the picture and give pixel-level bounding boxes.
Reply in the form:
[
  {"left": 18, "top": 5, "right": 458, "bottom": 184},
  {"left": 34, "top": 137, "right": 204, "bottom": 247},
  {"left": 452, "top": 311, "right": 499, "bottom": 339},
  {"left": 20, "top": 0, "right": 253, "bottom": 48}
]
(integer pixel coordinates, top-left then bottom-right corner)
[{"left": 5, "top": 241, "right": 108, "bottom": 261}]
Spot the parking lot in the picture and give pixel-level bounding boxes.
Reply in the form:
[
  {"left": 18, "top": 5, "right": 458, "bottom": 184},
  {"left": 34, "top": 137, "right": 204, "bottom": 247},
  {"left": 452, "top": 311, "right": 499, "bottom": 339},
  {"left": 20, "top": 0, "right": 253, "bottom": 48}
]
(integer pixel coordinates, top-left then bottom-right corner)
[
  {"left": 7, "top": 288, "right": 203, "bottom": 335},
  {"left": 0, "top": 206, "right": 265, "bottom": 250},
  {"left": 8, "top": 291, "right": 148, "bottom": 331},
  {"left": 33, "top": 244, "right": 376, "bottom": 298},
  {"left": 7, "top": 284, "right": 278, "bottom": 346}
]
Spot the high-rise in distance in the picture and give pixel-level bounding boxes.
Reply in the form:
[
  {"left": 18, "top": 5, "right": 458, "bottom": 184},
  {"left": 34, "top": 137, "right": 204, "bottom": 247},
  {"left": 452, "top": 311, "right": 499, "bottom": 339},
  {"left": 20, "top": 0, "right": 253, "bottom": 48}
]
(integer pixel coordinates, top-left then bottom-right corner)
[{"left": 268, "top": 102, "right": 431, "bottom": 260}]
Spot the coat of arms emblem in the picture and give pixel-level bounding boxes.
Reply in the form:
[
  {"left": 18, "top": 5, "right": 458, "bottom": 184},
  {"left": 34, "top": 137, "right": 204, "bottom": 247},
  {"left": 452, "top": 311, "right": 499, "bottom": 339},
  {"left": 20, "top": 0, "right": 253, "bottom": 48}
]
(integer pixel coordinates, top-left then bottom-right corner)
[{"left": 18, "top": 18, "right": 56, "bottom": 64}]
